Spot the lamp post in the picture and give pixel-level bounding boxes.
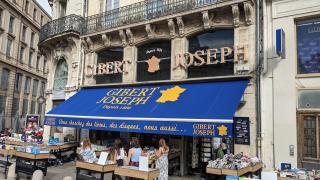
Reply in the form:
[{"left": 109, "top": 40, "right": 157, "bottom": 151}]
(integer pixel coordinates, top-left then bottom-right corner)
[{"left": 37, "top": 96, "right": 45, "bottom": 125}]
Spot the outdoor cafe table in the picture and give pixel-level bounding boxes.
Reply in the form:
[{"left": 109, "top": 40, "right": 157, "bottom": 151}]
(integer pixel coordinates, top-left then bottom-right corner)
[
  {"left": 114, "top": 166, "right": 160, "bottom": 180},
  {"left": 76, "top": 161, "right": 116, "bottom": 180},
  {"left": 15, "top": 152, "right": 50, "bottom": 177}
]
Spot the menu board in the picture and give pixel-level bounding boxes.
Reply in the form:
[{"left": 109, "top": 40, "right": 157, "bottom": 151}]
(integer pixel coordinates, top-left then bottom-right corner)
[{"left": 234, "top": 117, "right": 250, "bottom": 145}]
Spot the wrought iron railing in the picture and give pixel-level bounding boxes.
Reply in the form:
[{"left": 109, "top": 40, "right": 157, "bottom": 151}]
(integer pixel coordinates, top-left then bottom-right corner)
[
  {"left": 40, "top": 0, "right": 227, "bottom": 40},
  {"left": 83, "top": 0, "right": 223, "bottom": 34},
  {"left": 40, "top": 14, "right": 84, "bottom": 42}
]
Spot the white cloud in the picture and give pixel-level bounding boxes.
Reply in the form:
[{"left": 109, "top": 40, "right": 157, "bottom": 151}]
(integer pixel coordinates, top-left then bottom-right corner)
[{"left": 37, "top": 0, "right": 52, "bottom": 16}]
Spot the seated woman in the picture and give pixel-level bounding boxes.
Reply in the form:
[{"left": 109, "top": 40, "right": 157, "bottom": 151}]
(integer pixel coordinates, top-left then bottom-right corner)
[{"left": 79, "top": 139, "right": 97, "bottom": 163}]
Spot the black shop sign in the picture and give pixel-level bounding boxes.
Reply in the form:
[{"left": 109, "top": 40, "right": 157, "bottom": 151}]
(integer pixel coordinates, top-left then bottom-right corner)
[{"left": 233, "top": 117, "right": 250, "bottom": 145}]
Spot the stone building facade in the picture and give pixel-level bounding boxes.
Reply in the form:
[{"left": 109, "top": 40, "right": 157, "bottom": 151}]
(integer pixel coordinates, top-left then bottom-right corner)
[
  {"left": 41, "top": 0, "right": 258, "bottom": 173},
  {"left": 0, "top": 0, "right": 51, "bottom": 130}
]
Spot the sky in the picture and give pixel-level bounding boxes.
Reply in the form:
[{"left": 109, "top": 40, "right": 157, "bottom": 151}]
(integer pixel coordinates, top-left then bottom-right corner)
[{"left": 37, "top": 0, "right": 52, "bottom": 16}]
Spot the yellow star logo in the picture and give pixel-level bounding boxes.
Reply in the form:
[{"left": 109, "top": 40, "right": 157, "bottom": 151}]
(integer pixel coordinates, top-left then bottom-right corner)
[{"left": 217, "top": 125, "right": 228, "bottom": 136}]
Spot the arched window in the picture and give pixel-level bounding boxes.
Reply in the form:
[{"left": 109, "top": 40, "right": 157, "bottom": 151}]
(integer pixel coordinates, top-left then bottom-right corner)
[{"left": 53, "top": 59, "right": 68, "bottom": 90}]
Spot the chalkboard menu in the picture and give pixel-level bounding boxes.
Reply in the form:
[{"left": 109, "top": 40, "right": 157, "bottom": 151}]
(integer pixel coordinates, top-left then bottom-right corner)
[{"left": 234, "top": 117, "right": 250, "bottom": 145}]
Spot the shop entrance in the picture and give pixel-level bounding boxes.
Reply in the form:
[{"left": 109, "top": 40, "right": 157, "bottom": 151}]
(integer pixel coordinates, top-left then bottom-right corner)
[
  {"left": 87, "top": 130, "right": 234, "bottom": 178},
  {"left": 297, "top": 113, "right": 320, "bottom": 170}
]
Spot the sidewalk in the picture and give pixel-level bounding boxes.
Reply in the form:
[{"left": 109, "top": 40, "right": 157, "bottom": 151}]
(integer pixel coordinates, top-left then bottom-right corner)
[{"left": 0, "top": 162, "right": 200, "bottom": 180}]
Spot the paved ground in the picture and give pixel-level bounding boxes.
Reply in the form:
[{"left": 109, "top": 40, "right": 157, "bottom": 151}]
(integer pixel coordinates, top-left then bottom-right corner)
[{"left": 0, "top": 161, "right": 200, "bottom": 180}]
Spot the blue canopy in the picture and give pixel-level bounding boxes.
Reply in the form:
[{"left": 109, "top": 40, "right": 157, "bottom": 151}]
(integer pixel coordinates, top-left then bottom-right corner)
[{"left": 45, "top": 80, "right": 248, "bottom": 137}]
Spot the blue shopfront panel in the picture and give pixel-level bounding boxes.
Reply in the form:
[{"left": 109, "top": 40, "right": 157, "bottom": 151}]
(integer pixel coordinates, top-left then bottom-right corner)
[{"left": 45, "top": 80, "right": 248, "bottom": 137}]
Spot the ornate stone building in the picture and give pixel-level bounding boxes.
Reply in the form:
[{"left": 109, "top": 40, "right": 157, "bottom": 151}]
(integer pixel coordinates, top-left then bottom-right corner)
[
  {"left": 41, "top": 0, "right": 258, "bottom": 175},
  {"left": 0, "top": 0, "right": 51, "bottom": 129}
]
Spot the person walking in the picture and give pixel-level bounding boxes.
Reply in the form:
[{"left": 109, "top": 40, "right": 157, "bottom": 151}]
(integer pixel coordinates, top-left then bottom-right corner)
[{"left": 155, "top": 138, "right": 169, "bottom": 180}]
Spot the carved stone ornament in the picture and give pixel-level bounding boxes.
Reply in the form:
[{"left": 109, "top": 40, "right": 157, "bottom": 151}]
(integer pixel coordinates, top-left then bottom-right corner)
[
  {"left": 126, "top": 28, "right": 134, "bottom": 45},
  {"left": 145, "top": 24, "right": 156, "bottom": 39},
  {"left": 176, "top": 17, "right": 185, "bottom": 36},
  {"left": 231, "top": 4, "right": 240, "bottom": 27},
  {"left": 86, "top": 37, "right": 93, "bottom": 49},
  {"left": 167, "top": 19, "right": 176, "bottom": 37},
  {"left": 101, "top": 34, "right": 111, "bottom": 47},
  {"left": 119, "top": 29, "right": 127, "bottom": 46},
  {"left": 202, "top": 11, "right": 211, "bottom": 29},
  {"left": 72, "top": 61, "right": 79, "bottom": 69},
  {"left": 243, "top": 2, "right": 253, "bottom": 25}
]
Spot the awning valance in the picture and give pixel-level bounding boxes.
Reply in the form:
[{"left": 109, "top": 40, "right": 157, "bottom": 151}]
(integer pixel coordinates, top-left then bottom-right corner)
[{"left": 45, "top": 80, "right": 248, "bottom": 137}]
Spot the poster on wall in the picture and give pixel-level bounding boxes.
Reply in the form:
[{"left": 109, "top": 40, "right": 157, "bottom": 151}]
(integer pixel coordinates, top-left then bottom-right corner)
[
  {"left": 25, "top": 114, "right": 40, "bottom": 130},
  {"left": 233, "top": 117, "right": 250, "bottom": 145}
]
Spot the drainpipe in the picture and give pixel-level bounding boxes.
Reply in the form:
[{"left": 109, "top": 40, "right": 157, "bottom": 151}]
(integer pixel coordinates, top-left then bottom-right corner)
[{"left": 255, "top": 0, "right": 263, "bottom": 160}]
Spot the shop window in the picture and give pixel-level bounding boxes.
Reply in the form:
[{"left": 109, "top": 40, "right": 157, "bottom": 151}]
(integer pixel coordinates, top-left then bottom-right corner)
[
  {"left": 297, "top": 19, "right": 320, "bottom": 74},
  {"left": 54, "top": 59, "right": 68, "bottom": 90},
  {"left": 187, "top": 30, "right": 234, "bottom": 78},
  {"left": 298, "top": 114, "right": 320, "bottom": 169},
  {"left": 1, "top": 68, "right": 10, "bottom": 90},
  {"left": 137, "top": 41, "right": 171, "bottom": 82},
  {"left": 96, "top": 48, "right": 123, "bottom": 84},
  {"left": 14, "top": 73, "right": 23, "bottom": 93}
]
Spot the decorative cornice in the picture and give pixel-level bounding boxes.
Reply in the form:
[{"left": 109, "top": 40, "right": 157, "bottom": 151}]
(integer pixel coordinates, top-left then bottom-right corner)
[
  {"left": 145, "top": 24, "right": 156, "bottom": 39},
  {"left": 126, "top": 28, "right": 134, "bottom": 45},
  {"left": 119, "top": 29, "right": 127, "bottom": 46},
  {"left": 167, "top": 19, "right": 176, "bottom": 38},
  {"left": 243, "top": 2, "right": 253, "bottom": 25},
  {"left": 176, "top": 16, "right": 184, "bottom": 37},
  {"left": 231, "top": 4, "right": 240, "bottom": 27}
]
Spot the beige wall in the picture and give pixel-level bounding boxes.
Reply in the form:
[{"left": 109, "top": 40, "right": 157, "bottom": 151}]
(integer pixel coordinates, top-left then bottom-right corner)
[{"left": 262, "top": 0, "right": 320, "bottom": 170}]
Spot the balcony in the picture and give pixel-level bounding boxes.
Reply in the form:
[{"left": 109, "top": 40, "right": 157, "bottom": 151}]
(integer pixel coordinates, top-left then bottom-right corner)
[
  {"left": 83, "top": 0, "right": 227, "bottom": 35},
  {"left": 40, "top": 14, "right": 84, "bottom": 42}
]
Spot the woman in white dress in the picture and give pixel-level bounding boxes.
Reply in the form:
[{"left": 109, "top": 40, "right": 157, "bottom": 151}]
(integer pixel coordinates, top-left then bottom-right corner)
[{"left": 155, "top": 138, "right": 169, "bottom": 180}]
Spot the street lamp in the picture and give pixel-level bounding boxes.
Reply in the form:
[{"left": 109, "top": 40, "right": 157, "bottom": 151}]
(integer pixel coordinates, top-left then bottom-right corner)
[{"left": 37, "top": 96, "right": 45, "bottom": 125}]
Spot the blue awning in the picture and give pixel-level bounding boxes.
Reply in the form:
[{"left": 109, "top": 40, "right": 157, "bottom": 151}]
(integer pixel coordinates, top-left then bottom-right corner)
[{"left": 45, "top": 80, "right": 248, "bottom": 137}]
